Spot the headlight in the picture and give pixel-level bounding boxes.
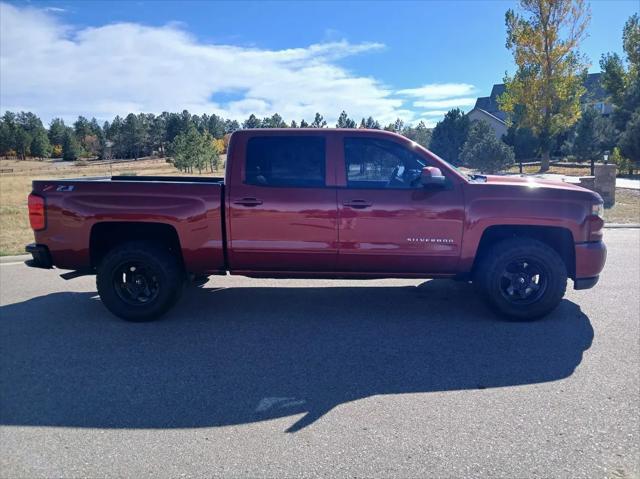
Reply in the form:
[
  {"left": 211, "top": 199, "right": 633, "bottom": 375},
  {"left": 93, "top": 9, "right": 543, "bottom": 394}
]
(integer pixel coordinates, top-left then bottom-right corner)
[{"left": 591, "top": 203, "right": 604, "bottom": 218}]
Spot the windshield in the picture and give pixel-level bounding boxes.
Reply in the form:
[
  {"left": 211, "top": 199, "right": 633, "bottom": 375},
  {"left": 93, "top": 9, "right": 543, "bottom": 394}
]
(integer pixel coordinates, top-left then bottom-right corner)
[
  {"left": 447, "top": 162, "right": 472, "bottom": 181},
  {"left": 408, "top": 141, "right": 477, "bottom": 182},
  {"left": 419, "top": 146, "right": 486, "bottom": 182}
]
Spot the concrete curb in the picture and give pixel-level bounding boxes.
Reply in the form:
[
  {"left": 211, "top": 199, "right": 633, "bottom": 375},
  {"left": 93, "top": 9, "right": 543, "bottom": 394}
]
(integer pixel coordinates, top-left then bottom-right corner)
[
  {"left": 0, "top": 254, "right": 29, "bottom": 264},
  {"left": 605, "top": 223, "right": 640, "bottom": 228}
]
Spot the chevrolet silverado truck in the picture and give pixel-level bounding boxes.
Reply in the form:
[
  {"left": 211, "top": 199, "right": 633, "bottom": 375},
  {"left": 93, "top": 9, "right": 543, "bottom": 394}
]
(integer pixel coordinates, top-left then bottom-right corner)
[{"left": 25, "top": 128, "right": 607, "bottom": 321}]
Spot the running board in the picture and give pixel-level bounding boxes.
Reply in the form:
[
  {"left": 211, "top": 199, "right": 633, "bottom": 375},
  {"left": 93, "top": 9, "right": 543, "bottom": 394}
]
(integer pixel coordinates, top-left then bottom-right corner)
[{"left": 60, "top": 269, "right": 94, "bottom": 280}]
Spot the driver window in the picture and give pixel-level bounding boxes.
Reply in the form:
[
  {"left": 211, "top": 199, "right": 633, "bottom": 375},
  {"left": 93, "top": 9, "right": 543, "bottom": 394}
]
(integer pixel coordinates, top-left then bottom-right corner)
[{"left": 344, "top": 137, "right": 426, "bottom": 189}]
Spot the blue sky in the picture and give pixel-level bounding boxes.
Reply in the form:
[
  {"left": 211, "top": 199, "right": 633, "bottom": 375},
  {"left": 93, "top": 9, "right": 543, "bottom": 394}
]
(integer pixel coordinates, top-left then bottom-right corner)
[{"left": 1, "top": 0, "right": 637, "bottom": 126}]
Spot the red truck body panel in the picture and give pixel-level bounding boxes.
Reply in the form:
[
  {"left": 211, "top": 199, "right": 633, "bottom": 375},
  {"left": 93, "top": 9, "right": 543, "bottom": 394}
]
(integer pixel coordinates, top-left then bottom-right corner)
[
  {"left": 32, "top": 180, "right": 226, "bottom": 273},
  {"left": 226, "top": 130, "right": 340, "bottom": 272},
  {"left": 29, "top": 128, "right": 606, "bottom": 284},
  {"left": 225, "top": 129, "right": 468, "bottom": 276},
  {"left": 459, "top": 176, "right": 603, "bottom": 273}
]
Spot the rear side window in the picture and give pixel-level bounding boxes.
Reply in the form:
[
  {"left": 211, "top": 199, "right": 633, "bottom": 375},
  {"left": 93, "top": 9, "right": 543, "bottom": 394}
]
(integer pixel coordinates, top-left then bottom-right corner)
[{"left": 245, "top": 136, "right": 326, "bottom": 187}]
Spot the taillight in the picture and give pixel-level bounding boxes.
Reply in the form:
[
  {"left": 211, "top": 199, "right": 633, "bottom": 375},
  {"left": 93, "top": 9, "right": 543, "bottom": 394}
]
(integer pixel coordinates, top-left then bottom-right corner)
[
  {"left": 28, "top": 193, "right": 46, "bottom": 231},
  {"left": 586, "top": 203, "right": 604, "bottom": 242}
]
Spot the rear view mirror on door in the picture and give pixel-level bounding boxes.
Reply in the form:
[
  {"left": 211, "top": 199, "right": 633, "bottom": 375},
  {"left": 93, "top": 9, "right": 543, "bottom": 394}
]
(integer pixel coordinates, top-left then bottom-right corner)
[{"left": 420, "top": 167, "right": 446, "bottom": 187}]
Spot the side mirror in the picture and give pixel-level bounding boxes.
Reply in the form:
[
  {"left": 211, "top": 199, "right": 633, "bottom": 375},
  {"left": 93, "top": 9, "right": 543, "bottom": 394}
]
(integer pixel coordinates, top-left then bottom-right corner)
[{"left": 420, "top": 166, "right": 446, "bottom": 187}]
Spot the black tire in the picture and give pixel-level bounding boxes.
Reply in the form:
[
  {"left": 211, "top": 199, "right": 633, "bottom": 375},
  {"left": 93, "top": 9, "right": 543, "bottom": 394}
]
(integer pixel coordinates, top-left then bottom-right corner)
[
  {"left": 96, "top": 241, "right": 184, "bottom": 322},
  {"left": 475, "top": 237, "right": 567, "bottom": 321}
]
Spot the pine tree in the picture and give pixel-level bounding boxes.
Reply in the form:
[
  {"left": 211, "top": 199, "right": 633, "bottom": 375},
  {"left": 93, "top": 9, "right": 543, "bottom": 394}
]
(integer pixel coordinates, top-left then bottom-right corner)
[
  {"left": 428, "top": 109, "right": 470, "bottom": 165},
  {"left": 311, "top": 113, "right": 327, "bottom": 128},
  {"left": 619, "top": 109, "right": 640, "bottom": 168},
  {"left": 460, "top": 120, "right": 515, "bottom": 173},
  {"left": 336, "top": 111, "right": 356, "bottom": 128},
  {"left": 14, "top": 128, "right": 32, "bottom": 160},
  {"left": 242, "top": 114, "right": 262, "bottom": 129},
  {"left": 570, "top": 107, "right": 601, "bottom": 162},
  {"left": 48, "top": 118, "right": 66, "bottom": 147},
  {"left": 62, "top": 129, "right": 81, "bottom": 161},
  {"left": 402, "top": 121, "right": 432, "bottom": 148},
  {"left": 30, "top": 128, "right": 51, "bottom": 158},
  {"left": 364, "top": 117, "right": 380, "bottom": 129},
  {"left": 0, "top": 112, "right": 17, "bottom": 156}
]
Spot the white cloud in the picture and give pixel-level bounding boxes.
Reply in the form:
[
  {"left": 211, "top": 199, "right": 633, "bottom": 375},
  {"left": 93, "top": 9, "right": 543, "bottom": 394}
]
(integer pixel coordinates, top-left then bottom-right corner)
[
  {"left": 417, "top": 110, "right": 450, "bottom": 117},
  {"left": 413, "top": 98, "right": 477, "bottom": 109},
  {"left": 398, "top": 83, "right": 478, "bottom": 117},
  {"left": 0, "top": 2, "right": 478, "bottom": 127},
  {"left": 397, "top": 83, "right": 476, "bottom": 100}
]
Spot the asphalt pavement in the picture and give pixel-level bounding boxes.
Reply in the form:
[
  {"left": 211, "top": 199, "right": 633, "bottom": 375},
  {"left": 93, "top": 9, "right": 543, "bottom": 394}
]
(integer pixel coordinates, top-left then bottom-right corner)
[{"left": 1, "top": 229, "right": 638, "bottom": 478}]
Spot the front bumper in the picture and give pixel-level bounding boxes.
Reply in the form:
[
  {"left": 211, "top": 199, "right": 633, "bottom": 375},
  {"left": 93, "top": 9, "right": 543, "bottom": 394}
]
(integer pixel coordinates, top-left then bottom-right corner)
[
  {"left": 574, "top": 276, "right": 599, "bottom": 290},
  {"left": 25, "top": 243, "right": 53, "bottom": 269},
  {"left": 573, "top": 240, "right": 607, "bottom": 290}
]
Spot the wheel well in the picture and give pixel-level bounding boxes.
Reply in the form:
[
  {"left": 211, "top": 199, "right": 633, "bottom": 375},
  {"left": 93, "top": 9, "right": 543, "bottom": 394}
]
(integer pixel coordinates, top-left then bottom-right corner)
[
  {"left": 90, "top": 222, "right": 183, "bottom": 268},
  {"left": 472, "top": 225, "right": 576, "bottom": 278}
]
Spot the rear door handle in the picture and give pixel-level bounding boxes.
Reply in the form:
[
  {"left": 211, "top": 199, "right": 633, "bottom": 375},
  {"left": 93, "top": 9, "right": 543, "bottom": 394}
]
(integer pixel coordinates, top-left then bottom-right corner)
[
  {"left": 343, "top": 199, "right": 372, "bottom": 209},
  {"left": 234, "top": 197, "right": 263, "bottom": 207}
]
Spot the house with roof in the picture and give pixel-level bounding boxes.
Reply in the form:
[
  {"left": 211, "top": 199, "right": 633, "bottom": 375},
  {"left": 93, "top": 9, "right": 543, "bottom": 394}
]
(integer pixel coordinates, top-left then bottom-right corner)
[{"left": 468, "top": 72, "right": 614, "bottom": 139}]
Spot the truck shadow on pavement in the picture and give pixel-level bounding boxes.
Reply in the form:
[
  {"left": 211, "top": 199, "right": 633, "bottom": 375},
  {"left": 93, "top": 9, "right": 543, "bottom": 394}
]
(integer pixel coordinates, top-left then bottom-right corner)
[{"left": 0, "top": 279, "right": 593, "bottom": 433}]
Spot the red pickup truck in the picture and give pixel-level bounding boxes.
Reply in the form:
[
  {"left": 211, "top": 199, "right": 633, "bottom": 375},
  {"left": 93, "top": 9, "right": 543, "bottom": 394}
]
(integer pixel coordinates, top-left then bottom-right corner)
[{"left": 25, "top": 128, "right": 606, "bottom": 322}]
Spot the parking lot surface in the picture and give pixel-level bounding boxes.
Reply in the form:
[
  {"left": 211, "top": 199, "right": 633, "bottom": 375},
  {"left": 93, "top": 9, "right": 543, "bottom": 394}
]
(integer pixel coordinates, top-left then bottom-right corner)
[{"left": 1, "top": 229, "right": 638, "bottom": 478}]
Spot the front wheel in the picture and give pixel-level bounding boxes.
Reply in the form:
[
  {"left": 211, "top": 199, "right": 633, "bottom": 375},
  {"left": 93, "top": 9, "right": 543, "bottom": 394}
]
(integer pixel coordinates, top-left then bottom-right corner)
[
  {"left": 96, "top": 241, "right": 184, "bottom": 321},
  {"left": 475, "top": 238, "right": 567, "bottom": 320}
]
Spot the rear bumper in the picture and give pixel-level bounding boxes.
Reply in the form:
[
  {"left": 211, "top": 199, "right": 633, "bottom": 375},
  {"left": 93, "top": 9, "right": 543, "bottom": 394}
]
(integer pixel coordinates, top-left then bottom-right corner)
[
  {"left": 25, "top": 243, "right": 53, "bottom": 269},
  {"left": 573, "top": 240, "right": 606, "bottom": 290}
]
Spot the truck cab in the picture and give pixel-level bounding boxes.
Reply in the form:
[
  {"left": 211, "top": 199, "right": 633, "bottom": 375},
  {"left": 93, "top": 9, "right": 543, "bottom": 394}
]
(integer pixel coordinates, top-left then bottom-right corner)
[{"left": 226, "top": 129, "right": 467, "bottom": 275}]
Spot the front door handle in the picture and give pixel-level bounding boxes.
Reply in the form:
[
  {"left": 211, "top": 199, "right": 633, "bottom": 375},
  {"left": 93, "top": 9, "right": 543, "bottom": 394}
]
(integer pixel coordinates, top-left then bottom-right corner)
[
  {"left": 234, "top": 197, "right": 263, "bottom": 207},
  {"left": 343, "top": 199, "right": 372, "bottom": 209}
]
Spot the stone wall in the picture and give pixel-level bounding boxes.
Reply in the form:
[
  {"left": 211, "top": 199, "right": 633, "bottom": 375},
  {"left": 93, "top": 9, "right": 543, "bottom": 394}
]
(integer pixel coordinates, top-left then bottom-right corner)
[
  {"left": 594, "top": 164, "right": 617, "bottom": 207},
  {"left": 577, "top": 164, "right": 616, "bottom": 206}
]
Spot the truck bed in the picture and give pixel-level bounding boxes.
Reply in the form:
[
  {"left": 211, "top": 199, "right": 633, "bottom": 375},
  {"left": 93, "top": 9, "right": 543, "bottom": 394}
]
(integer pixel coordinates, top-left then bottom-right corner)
[{"left": 30, "top": 175, "right": 227, "bottom": 274}]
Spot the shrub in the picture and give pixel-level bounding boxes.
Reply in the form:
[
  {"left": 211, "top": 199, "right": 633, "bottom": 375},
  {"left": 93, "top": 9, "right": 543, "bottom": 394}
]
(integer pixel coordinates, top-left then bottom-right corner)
[
  {"left": 610, "top": 147, "right": 631, "bottom": 175},
  {"left": 213, "top": 138, "right": 226, "bottom": 155},
  {"left": 51, "top": 144, "right": 63, "bottom": 158},
  {"left": 460, "top": 120, "right": 515, "bottom": 173},
  {"left": 619, "top": 109, "right": 640, "bottom": 174}
]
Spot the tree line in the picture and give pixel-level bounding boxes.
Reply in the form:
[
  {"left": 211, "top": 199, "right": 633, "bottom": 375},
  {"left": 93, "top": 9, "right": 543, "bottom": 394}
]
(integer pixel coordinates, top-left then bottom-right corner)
[
  {"left": 0, "top": 108, "right": 433, "bottom": 171},
  {"left": 0, "top": 110, "right": 239, "bottom": 164}
]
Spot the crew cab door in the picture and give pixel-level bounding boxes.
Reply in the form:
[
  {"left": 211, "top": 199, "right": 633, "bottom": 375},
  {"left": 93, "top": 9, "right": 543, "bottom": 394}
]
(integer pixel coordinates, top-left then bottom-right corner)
[
  {"left": 227, "top": 133, "right": 338, "bottom": 272},
  {"left": 336, "top": 135, "right": 465, "bottom": 274}
]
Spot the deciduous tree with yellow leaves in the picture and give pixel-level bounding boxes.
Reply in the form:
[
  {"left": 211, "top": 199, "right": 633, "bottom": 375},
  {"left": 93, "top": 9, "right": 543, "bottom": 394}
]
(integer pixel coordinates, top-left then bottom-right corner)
[{"left": 499, "top": 0, "right": 590, "bottom": 171}]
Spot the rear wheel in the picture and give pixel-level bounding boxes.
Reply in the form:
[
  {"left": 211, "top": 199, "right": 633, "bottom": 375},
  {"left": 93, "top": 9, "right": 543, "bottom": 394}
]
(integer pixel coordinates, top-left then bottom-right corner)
[
  {"left": 96, "top": 241, "right": 184, "bottom": 321},
  {"left": 475, "top": 238, "right": 567, "bottom": 320}
]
